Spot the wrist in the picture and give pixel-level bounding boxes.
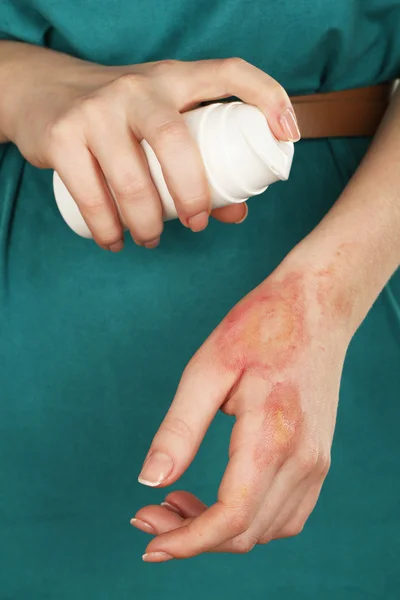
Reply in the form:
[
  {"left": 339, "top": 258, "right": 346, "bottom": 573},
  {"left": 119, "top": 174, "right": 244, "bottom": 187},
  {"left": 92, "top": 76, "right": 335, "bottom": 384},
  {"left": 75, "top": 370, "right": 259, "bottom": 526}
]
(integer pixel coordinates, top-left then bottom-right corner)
[
  {"left": 284, "top": 218, "right": 397, "bottom": 339},
  {"left": 0, "top": 43, "right": 49, "bottom": 143},
  {"left": 0, "top": 42, "right": 95, "bottom": 145},
  {"left": 278, "top": 240, "right": 359, "bottom": 340},
  {"left": 281, "top": 123, "right": 400, "bottom": 335}
]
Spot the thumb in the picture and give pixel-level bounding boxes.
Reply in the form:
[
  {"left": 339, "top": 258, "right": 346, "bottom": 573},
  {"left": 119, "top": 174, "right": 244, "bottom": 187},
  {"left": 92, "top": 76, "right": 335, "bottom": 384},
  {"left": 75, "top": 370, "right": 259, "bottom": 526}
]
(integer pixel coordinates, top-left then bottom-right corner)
[
  {"left": 138, "top": 351, "right": 236, "bottom": 487},
  {"left": 211, "top": 203, "right": 248, "bottom": 224}
]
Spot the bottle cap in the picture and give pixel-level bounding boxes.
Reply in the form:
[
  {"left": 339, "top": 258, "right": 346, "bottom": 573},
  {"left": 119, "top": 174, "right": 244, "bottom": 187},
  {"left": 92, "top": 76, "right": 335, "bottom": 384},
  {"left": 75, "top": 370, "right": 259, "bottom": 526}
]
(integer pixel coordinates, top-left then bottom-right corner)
[{"left": 198, "top": 102, "right": 294, "bottom": 206}]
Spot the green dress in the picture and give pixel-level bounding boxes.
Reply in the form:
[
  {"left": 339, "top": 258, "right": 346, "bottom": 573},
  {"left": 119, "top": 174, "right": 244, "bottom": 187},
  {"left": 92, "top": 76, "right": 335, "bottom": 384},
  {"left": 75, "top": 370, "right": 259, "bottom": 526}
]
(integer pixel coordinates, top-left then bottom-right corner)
[{"left": 1, "top": 1, "right": 400, "bottom": 598}]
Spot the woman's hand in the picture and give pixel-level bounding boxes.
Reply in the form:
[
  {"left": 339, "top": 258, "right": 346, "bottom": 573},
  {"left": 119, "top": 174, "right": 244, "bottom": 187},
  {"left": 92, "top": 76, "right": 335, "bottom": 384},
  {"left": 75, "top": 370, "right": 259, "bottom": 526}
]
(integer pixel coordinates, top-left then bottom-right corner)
[
  {"left": 131, "top": 246, "right": 354, "bottom": 561},
  {"left": 132, "top": 83, "right": 400, "bottom": 560},
  {"left": 0, "top": 43, "right": 300, "bottom": 250}
]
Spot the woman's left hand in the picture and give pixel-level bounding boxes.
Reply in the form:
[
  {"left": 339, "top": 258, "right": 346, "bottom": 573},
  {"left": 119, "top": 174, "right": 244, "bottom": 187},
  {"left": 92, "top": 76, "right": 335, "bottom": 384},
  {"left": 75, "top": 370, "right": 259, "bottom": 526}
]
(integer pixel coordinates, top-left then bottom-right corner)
[{"left": 131, "top": 247, "right": 354, "bottom": 561}]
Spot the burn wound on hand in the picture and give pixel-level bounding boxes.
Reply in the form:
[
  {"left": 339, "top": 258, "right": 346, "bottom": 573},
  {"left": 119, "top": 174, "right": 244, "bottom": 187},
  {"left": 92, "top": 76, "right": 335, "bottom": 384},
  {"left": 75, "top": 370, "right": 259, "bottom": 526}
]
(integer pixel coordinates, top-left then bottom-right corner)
[
  {"left": 214, "top": 273, "right": 309, "bottom": 376},
  {"left": 254, "top": 381, "right": 304, "bottom": 468}
]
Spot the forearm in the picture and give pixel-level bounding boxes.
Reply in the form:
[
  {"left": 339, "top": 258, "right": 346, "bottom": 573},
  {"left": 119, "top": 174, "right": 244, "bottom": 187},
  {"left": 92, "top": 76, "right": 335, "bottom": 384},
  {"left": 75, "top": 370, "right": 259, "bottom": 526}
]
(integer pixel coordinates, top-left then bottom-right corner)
[{"left": 290, "top": 87, "right": 400, "bottom": 335}]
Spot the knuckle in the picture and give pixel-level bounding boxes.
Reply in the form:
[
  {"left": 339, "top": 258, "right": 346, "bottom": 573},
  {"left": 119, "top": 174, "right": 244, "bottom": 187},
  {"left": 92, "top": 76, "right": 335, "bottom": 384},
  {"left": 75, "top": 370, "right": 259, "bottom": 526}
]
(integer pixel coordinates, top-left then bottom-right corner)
[
  {"left": 115, "top": 72, "right": 148, "bottom": 94},
  {"left": 78, "top": 193, "right": 107, "bottom": 212},
  {"left": 319, "top": 452, "right": 331, "bottom": 477},
  {"left": 257, "top": 535, "right": 271, "bottom": 546},
  {"left": 280, "top": 521, "right": 304, "bottom": 539},
  {"left": 133, "top": 227, "right": 163, "bottom": 245},
  {"left": 78, "top": 95, "right": 104, "bottom": 119},
  {"left": 97, "top": 232, "right": 122, "bottom": 247},
  {"left": 184, "top": 521, "right": 213, "bottom": 555},
  {"left": 295, "top": 445, "right": 320, "bottom": 475},
  {"left": 149, "top": 59, "right": 179, "bottom": 76},
  {"left": 223, "top": 57, "right": 249, "bottom": 73},
  {"left": 266, "top": 79, "right": 290, "bottom": 108},
  {"left": 138, "top": 226, "right": 164, "bottom": 244},
  {"left": 91, "top": 222, "right": 122, "bottom": 246},
  {"left": 268, "top": 78, "right": 286, "bottom": 96},
  {"left": 181, "top": 191, "right": 210, "bottom": 211},
  {"left": 161, "top": 415, "right": 193, "bottom": 441},
  {"left": 113, "top": 175, "right": 151, "bottom": 204},
  {"left": 257, "top": 80, "right": 286, "bottom": 111},
  {"left": 46, "top": 117, "right": 75, "bottom": 147},
  {"left": 154, "top": 119, "right": 187, "bottom": 146},
  {"left": 230, "top": 534, "right": 257, "bottom": 554},
  {"left": 222, "top": 507, "right": 252, "bottom": 537}
]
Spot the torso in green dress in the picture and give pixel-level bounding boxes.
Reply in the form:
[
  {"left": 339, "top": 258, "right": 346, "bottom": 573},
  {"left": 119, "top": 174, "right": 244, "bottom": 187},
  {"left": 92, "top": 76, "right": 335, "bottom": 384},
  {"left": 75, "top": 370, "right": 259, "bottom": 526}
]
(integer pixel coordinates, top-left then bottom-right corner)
[{"left": 1, "top": 1, "right": 400, "bottom": 598}]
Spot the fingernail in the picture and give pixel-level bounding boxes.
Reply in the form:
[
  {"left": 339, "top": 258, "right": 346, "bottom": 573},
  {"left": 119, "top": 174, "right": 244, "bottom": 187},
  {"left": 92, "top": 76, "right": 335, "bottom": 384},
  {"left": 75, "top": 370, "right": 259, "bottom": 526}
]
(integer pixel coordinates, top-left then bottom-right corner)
[
  {"left": 142, "top": 552, "right": 174, "bottom": 563},
  {"left": 160, "top": 501, "right": 183, "bottom": 517},
  {"left": 187, "top": 211, "right": 209, "bottom": 232},
  {"left": 133, "top": 238, "right": 143, "bottom": 247},
  {"left": 234, "top": 204, "right": 249, "bottom": 224},
  {"left": 138, "top": 451, "right": 174, "bottom": 487},
  {"left": 144, "top": 237, "right": 160, "bottom": 249},
  {"left": 108, "top": 240, "right": 124, "bottom": 252},
  {"left": 279, "top": 107, "right": 301, "bottom": 142},
  {"left": 130, "top": 518, "right": 156, "bottom": 534}
]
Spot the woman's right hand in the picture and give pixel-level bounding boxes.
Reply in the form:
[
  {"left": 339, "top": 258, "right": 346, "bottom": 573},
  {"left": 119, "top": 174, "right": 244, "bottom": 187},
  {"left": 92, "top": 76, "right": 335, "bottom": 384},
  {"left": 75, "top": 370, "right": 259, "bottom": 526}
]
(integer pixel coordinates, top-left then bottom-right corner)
[{"left": 1, "top": 44, "right": 300, "bottom": 250}]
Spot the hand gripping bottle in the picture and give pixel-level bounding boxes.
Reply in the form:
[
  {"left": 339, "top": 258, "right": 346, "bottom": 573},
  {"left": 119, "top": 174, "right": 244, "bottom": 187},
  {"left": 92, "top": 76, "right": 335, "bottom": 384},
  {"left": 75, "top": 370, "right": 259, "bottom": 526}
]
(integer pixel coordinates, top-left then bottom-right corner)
[{"left": 53, "top": 102, "right": 294, "bottom": 238}]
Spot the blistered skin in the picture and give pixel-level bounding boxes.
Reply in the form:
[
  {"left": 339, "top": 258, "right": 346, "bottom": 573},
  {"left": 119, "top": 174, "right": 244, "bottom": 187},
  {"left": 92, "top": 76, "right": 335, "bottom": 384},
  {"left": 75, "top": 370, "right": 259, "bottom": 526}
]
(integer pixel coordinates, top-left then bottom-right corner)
[
  {"left": 254, "top": 381, "right": 304, "bottom": 468},
  {"left": 215, "top": 273, "right": 309, "bottom": 376}
]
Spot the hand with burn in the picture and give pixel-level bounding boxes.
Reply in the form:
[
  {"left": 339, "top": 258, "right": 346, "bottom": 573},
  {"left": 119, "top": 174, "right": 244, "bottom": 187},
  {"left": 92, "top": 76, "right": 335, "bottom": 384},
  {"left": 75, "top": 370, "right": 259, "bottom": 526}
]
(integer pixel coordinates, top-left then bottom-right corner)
[{"left": 131, "top": 258, "right": 352, "bottom": 562}]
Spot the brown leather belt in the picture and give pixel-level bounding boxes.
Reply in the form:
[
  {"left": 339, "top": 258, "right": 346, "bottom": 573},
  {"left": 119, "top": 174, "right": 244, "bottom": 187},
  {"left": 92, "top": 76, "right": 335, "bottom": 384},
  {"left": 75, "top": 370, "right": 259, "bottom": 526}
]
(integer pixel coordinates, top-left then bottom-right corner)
[{"left": 290, "top": 82, "right": 393, "bottom": 138}]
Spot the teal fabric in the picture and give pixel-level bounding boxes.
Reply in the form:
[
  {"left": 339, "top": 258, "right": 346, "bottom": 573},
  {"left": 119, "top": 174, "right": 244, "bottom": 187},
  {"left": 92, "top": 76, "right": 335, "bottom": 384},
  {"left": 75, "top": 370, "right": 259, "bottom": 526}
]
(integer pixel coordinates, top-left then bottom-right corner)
[{"left": 1, "top": 1, "right": 400, "bottom": 598}]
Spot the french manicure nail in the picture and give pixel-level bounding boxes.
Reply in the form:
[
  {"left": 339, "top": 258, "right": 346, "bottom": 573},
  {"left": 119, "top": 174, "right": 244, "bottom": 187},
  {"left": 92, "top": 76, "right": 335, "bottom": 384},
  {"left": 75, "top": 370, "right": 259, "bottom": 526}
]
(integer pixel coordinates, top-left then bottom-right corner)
[
  {"left": 138, "top": 451, "right": 174, "bottom": 487},
  {"left": 187, "top": 211, "right": 209, "bottom": 232},
  {"left": 142, "top": 551, "right": 174, "bottom": 563},
  {"left": 160, "top": 501, "right": 183, "bottom": 516},
  {"left": 108, "top": 240, "right": 124, "bottom": 252},
  {"left": 130, "top": 518, "right": 156, "bottom": 534},
  {"left": 144, "top": 237, "right": 160, "bottom": 249},
  {"left": 279, "top": 107, "right": 301, "bottom": 142}
]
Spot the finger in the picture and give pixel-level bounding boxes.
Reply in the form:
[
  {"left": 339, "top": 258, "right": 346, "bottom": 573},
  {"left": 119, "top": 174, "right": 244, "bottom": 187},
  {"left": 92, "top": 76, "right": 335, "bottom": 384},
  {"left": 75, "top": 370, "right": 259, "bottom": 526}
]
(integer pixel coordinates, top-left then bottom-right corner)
[
  {"left": 54, "top": 147, "right": 123, "bottom": 251},
  {"left": 211, "top": 443, "right": 323, "bottom": 552},
  {"left": 257, "top": 474, "right": 314, "bottom": 544},
  {"left": 270, "top": 480, "right": 323, "bottom": 541},
  {"left": 210, "top": 449, "right": 308, "bottom": 553},
  {"left": 249, "top": 439, "right": 325, "bottom": 545},
  {"left": 162, "top": 491, "right": 208, "bottom": 518},
  {"left": 137, "top": 350, "right": 237, "bottom": 488},
  {"left": 129, "top": 96, "right": 211, "bottom": 231},
  {"left": 211, "top": 203, "right": 248, "bottom": 224},
  {"left": 87, "top": 119, "right": 163, "bottom": 247},
  {"left": 132, "top": 503, "right": 185, "bottom": 535},
  {"left": 131, "top": 491, "right": 207, "bottom": 535},
  {"left": 265, "top": 451, "right": 329, "bottom": 540},
  {"left": 133, "top": 492, "right": 206, "bottom": 535},
  {"left": 170, "top": 59, "right": 300, "bottom": 142},
  {"left": 143, "top": 372, "right": 311, "bottom": 557},
  {"left": 143, "top": 406, "right": 279, "bottom": 558}
]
